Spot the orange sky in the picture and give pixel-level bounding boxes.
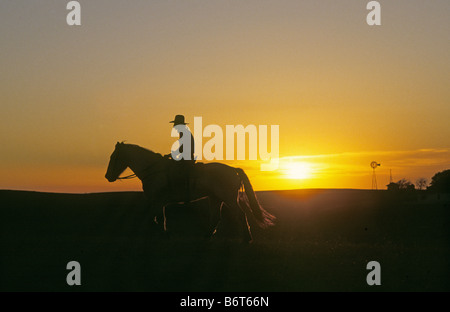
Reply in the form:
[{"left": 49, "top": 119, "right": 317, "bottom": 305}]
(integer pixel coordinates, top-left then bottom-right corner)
[{"left": 1, "top": 1, "right": 449, "bottom": 193}]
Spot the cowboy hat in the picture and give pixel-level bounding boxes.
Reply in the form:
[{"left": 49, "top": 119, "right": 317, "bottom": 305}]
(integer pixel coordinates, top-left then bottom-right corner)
[{"left": 169, "top": 115, "right": 188, "bottom": 126}]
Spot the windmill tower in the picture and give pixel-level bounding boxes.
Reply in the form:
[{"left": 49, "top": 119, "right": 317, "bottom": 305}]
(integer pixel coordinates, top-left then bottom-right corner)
[{"left": 371, "top": 161, "right": 381, "bottom": 190}]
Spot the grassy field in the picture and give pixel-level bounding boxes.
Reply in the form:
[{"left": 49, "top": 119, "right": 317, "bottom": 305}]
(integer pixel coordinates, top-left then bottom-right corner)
[{"left": 1, "top": 189, "right": 449, "bottom": 291}]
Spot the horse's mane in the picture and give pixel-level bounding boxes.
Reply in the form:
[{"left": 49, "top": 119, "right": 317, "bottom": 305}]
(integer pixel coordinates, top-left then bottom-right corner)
[{"left": 122, "top": 142, "right": 163, "bottom": 160}]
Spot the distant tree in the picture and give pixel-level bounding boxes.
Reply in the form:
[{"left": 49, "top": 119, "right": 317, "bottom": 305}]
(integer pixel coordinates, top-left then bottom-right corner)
[
  {"left": 397, "top": 179, "right": 415, "bottom": 191},
  {"left": 387, "top": 179, "right": 415, "bottom": 192},
  {"left": 416, "top": 178, "right": 428, "bottom": 191},
  {"left": 428, "top": 169, "right": 450, "bottom": 193},
  {"left": 386, "top": 182, "right": 399, "bottom": 191}
]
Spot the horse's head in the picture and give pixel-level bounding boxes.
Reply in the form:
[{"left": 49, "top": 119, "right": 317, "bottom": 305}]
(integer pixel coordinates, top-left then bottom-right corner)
[{"left": 105, "top": 142, "right": 128, "bottom": 182}]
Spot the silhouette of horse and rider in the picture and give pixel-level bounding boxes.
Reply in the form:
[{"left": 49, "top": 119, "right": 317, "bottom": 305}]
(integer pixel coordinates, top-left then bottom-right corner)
[{"left": 105, "top": 115, "right": 275, "bottom": 243}]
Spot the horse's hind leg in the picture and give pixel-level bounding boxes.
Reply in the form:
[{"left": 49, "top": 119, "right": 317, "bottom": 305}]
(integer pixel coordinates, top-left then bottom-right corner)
[
  {"left": 223, "top": 197, "right": 253, "bottom": 243},
  {"left": 238, "top": 207, "right": 253, "bottom": 243}
]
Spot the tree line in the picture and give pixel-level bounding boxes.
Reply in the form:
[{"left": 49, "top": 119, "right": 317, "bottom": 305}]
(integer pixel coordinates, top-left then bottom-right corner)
[{"left": 387, "top": 169, "right": 450, "bottom": 193}]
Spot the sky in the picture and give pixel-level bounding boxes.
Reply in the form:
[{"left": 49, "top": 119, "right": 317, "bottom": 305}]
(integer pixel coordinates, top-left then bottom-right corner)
[{"left": 0, "top": 0, "right": 449, "bottom": 192}]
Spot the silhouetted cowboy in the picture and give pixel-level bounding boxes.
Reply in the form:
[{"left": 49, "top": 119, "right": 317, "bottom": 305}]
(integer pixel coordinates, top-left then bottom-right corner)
[
  {"left": 166, "top": 115, "right": 196, "bottom": 203},
  {"left": 169, "top": 115, "right": 195, "bottom": 162}
]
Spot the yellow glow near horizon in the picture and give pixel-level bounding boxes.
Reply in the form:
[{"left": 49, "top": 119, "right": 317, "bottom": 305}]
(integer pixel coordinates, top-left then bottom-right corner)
[{"left": 283, "top": 161, "right": 314, "bottom": 180}]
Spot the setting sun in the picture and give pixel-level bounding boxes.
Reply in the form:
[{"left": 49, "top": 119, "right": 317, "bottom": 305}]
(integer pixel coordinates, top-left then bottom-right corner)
[{"left": 283, "top": 161, "right": 314, "bottom": 180}]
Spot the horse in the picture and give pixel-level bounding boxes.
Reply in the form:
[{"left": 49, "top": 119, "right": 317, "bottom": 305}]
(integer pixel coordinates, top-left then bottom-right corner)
[{"left": 105, "top": 142, "right": 275, "bottom": 243}]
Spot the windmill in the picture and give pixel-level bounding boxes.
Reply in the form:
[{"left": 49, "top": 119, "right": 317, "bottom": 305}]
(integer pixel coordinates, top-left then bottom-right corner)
[{"left": 371, "top": 161, "right": 381, "bottom": 190}]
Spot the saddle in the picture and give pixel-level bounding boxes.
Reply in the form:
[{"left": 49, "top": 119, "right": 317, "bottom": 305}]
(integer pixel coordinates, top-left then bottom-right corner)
[{"left": 165, "top": 160, "right": 203, "bottom": 202}]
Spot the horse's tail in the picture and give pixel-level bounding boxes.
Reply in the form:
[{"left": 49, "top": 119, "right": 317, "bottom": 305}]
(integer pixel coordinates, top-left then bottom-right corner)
[{"left": 235, "top": 168, "right": 276, "bottom": 229}]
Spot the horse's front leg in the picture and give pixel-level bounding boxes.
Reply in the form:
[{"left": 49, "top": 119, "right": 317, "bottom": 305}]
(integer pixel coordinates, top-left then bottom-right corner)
[
  {"left": 145, "top": 200, "right": 164, "bottom": 231},
  {"left": 143, "top": 181, "right": 170, "bottom": 239}
]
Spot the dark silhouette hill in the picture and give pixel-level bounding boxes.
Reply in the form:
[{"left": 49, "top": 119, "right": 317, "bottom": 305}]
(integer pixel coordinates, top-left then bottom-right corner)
[{"left": 1, "top": 189, "right": 449, "bottom": 291}]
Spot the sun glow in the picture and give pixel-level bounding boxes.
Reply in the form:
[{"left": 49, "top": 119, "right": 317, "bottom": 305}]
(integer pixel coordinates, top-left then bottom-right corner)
[{"left": 283, "top": 161, "right": 314, "bottom": 180}]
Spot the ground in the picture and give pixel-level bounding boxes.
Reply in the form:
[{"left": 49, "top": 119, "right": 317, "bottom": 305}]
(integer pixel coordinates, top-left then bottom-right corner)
[{"left": 0, "top": 189, "right": 449, "bottom": 291}]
